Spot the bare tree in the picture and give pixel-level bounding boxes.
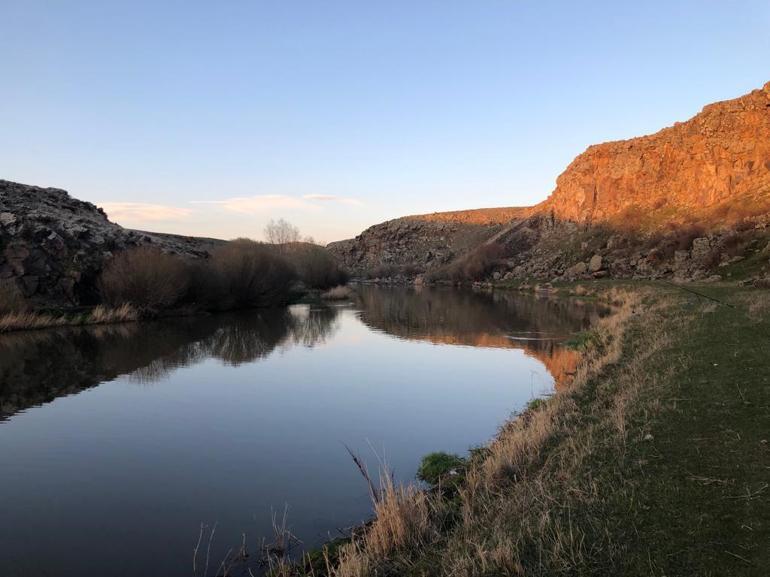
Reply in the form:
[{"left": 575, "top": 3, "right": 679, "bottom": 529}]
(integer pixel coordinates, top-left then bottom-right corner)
[{"left": 264, "top": 218, "right": 300, "bottom": 246}]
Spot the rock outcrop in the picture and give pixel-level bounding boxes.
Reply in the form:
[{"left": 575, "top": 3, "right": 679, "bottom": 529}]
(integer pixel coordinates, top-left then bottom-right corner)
[
  {"left": 538, "top": 81, "right": 770, "bottom": 227},
  {"left": 330, "top": 81, "right": 770, "bottom": 281},
  {"left": 327, "top": 215, "right": 513, "bottom": 277},
  {"left": 0, "top": 180, "right": 222, "bottom": 306}
]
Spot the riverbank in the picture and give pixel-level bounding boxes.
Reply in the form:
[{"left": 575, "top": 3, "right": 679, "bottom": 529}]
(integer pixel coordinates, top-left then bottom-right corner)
[
  {"left": 0, "top": 303, "right": 141, "bottom": 333},
  {"left": 286, "top": 282, "right": 768, "bottom": 577}
]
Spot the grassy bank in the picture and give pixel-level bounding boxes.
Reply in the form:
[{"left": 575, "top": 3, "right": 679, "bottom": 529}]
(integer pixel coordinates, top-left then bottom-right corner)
[
  {"left": 0, "top": 303, "right": 140, "bottom": 333},
  {"left": 279, "top": 282, "right": 768, "bottom": 577}
]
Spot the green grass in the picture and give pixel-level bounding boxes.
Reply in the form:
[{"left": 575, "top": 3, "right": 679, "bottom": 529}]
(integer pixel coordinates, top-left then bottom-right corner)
[{"left": 601, "top": 285, "right": 770, "bottom": 576}]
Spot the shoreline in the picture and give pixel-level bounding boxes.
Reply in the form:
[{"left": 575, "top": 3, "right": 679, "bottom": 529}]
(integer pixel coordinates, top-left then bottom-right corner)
[{"left": 273, "top": 281, "right": 769, "bottom": 576}]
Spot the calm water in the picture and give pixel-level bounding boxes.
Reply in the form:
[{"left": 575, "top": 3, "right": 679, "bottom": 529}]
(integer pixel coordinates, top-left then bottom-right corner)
[{"left": 0, "top": 286, "right": 600, "bottom": 577}]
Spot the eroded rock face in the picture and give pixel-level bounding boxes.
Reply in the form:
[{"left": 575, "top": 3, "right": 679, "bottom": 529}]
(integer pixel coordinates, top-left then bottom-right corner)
[
  {"left": 0, "top": 180, "right": 222, "bottom": 306},
  {"left": 539, "top": 82, "right": 770, "bottom": 227},
  {"left": 327, "top": 216, "right": 509, "bottom": 277}
]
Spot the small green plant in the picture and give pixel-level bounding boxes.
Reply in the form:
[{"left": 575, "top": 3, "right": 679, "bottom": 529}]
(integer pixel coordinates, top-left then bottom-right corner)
[
  {"left": 525, "top": 397, "right": 547, "bottom": 412},
  {"left": 565, "top": 329, "right": 600, "bottom": 351},
  {"left": 417, "top": 452, "right": 466, "bottom": 486}
]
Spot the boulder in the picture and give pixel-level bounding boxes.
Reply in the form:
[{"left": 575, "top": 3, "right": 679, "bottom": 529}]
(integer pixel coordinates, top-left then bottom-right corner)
[{"left": 588, "top": 254, "right": 603, "bottom": 272}]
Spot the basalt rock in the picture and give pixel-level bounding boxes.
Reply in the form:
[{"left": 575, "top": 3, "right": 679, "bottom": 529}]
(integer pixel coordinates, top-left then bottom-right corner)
[
  {"left": 538, "top": 81, "right": 770, "bottom": 227},
  {"left": 330, "top": 81, "right": 770, "bottom": 282},
  {"left": 0, "top": 180, "right": 222, "bottom": 306}
]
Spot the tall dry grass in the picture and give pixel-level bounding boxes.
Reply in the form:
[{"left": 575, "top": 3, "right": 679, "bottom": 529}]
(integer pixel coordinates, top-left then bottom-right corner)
[{"left": 0, "top": 303, "right": 139, "bottom": 334}]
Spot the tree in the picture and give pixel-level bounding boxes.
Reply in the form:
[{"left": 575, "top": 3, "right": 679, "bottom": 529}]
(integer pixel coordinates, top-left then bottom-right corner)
[{"left": 264, "top": 218, "right": 300, "bottom": 246}]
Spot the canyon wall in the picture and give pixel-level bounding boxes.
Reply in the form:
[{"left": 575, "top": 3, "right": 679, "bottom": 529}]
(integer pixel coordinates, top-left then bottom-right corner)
[
  {"left": 330, "top": 81, "right": 770, "bottom": 280},
  {"left": 538, "top": 81, "right": 770, "bottom": 227}
]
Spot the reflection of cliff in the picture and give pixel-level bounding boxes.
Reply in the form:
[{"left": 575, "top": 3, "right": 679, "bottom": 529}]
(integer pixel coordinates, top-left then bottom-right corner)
[
  {"left": 354, "top": 286, "right": 596, "bottom": 389},
  {"left": 0, "top": 305, "right": 339, "bottom": 419}
]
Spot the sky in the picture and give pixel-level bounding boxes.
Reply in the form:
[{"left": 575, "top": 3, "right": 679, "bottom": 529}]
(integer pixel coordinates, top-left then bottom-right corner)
[{"left": 2, "top": 1, "right": 769, "bottom": 243}]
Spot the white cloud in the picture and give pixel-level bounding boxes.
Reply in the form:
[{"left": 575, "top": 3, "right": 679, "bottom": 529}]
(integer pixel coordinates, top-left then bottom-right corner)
[
  {"left": 303, "top": 194, "right": 363, "bottom": 206},
  {"left": 192, "top": 195, "right": 317, "bottom": 214},
  {"left": 191, "top": 193, "right": 364, "bottom": 214},
  {"left": 100, "top": 202, "right": 194, "bottom": 222}
]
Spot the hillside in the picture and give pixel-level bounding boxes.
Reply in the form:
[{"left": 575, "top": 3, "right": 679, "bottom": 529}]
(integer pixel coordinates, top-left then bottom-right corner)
[
  {"left": 329, "top": 81, "right": 770, "bottom": 283},
  {"left": 0, "top": 180, "right": 222, "bottom": 306}
]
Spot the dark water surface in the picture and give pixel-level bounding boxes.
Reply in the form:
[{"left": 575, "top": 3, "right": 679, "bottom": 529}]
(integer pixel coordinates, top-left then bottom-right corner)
[{"left": 0, "top": 286, "right": 601, "bottom": 577}]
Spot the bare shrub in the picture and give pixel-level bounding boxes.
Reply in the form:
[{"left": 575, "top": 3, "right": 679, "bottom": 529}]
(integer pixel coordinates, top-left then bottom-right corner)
[
  {"left": 0, "top": 280, "right": 28, "bottom": 314},
  {"left": 436, "top": 243, "right": 507, "bottom": 282},
  {"left": 264, "top": 218, "right": 300, "bottom": 246},
  {"left": 286, "top": 243, "right": 348, "bottom": 289},
  {"left": 367, "top": 264, "right": 400, "bottom": 279},
  {"left": 99, "top": 246, "right": 190, "bottom": 310},
  {"left": 646, "top": 225, "right": 705, "bottom": 260},
  {"left": 199, "top": 239, "right": 297, "bottom": 310}
]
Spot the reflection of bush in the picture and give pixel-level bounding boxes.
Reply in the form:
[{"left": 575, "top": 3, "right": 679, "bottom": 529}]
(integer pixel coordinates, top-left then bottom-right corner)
[{"left": 0, "top": 304, "right": 341, "bottom": 416}]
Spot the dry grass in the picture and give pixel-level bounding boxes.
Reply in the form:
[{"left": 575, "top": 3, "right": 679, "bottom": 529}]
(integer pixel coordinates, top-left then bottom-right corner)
[
  {"left": 321, "top": 285, "right": 352, "bottom": 300},
  {"left": 0, "top": 303, "right": 138, "bottom": 334},
  {"left": 322, "top": 287, "right": 682, "bottom": 577}
]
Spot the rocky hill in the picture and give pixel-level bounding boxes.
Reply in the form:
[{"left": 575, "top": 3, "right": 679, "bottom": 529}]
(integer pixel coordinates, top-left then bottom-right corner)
[
  {"left": 538, "top": 81, "right": 770, "bottom": 228},
  {"left": 0, "top": 180, "right": 222, "bottom": 306},
  {"left": 330, "top": 81, "right": 770, "bottom": 283}
]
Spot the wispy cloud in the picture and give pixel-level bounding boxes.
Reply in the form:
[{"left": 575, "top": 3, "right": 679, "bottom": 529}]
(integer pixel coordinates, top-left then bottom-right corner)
[
  {"left": 191, "top": 195, "right": 316, "bottom": 214},
  {"left": 191, "top": 193, "right": 363, "bottom": 214},
  {"left": 100, "top": 202, "right": 194, "bottom": 222},
  {"left": 303, "top": 194, "right": 363, "bottom": 206}
]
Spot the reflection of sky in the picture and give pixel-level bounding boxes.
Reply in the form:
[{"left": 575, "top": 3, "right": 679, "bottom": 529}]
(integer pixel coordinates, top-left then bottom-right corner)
[{"left": 0, "top": 295, "right": 558, "bottom": 577}]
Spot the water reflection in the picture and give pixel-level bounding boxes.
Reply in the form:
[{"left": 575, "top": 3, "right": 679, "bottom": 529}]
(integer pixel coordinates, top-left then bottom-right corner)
[
  {"left": 0, "top": 287, "right": 600, "bottom": 421},
  {"left": 354, "top": 286, "right": 602, "bottom": 389},
  {"left": 0, "top": 287, "right": 605, "bottom": 577},
  {"left": 0, "top": 306, "right": 340, "bottom": 419}
]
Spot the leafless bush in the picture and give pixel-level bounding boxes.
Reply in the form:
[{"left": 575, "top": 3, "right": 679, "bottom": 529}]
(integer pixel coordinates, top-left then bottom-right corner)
[
  {"left": 286, "top": 243, "right": 348, "bottom": 289},
  {"left": 265, "top": 218, "right": 301, "bottom": 246},
  {"left": 99, "top": 246, "right": 190, "bottom": 310},
  {"left": 197, "top": 239, "right": 297, "bottom": 310},
  {"left": 433, "top": 243, "right": 507, "bottom": 282}
]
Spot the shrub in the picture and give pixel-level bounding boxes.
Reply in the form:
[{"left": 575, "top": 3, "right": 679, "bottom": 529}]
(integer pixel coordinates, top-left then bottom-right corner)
[
  {"left": 368, "top": 264, "right": 400, "bottom": 279},
  {"left": 200, "top": 239, "right": 297, "bottom": 309},
  {"left": 434, "top": 243, "right": 507, "bottom": 282},
  {"left": 417, "top": 452, "right": 466, "bottom": 486},
  {"left": 0, "top": 280, "right": 28, "bottom": 315},
  {"left": 99, "top": 246, "right": 190, "bottom": 310},
  {"left": 285, "top": 243, "right": 348, "bottom": 289}
]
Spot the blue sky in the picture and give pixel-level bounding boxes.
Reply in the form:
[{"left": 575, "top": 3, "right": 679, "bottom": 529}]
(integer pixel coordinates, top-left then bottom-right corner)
[{"left": 2, "top": 1, "right": 769, "bottom": 243}]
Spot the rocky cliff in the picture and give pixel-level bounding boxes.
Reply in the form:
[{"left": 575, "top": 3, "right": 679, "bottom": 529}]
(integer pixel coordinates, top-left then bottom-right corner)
[
  {"left": 0, "top": 180, "right": 222, "bottom": 306},
  {"left": 330, "top": 81, "right": 770, "bottom": 282},
  {"left": 538, "top": 81, "right": 770, "bottom": 227}
]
